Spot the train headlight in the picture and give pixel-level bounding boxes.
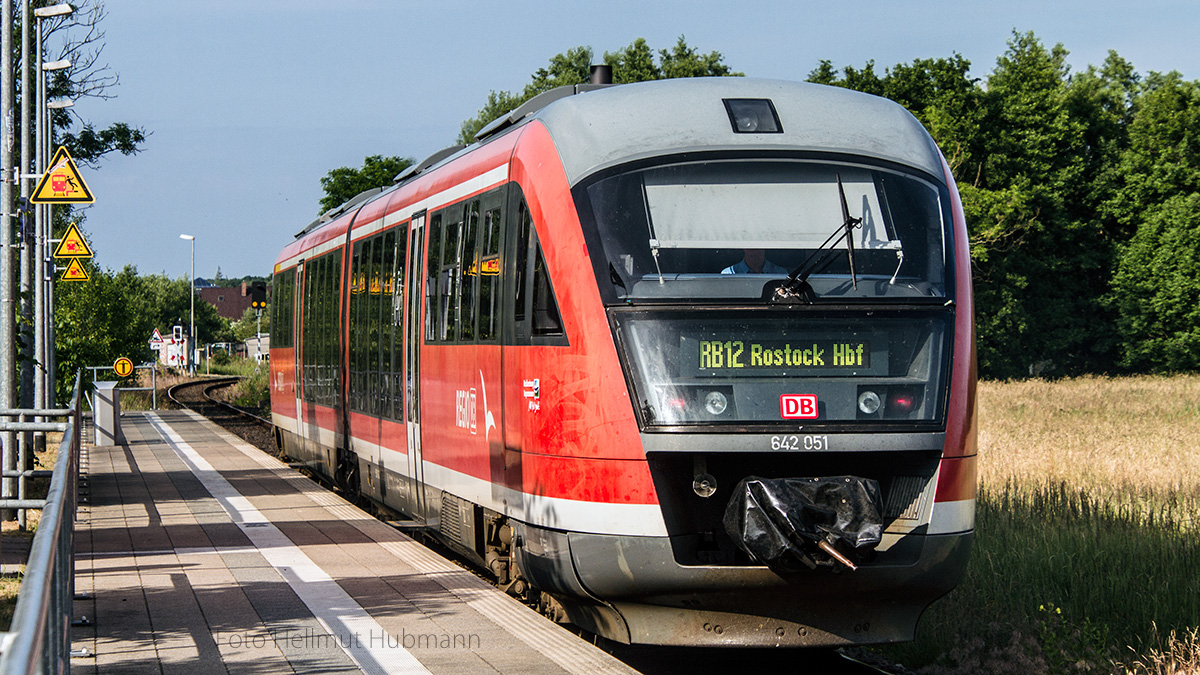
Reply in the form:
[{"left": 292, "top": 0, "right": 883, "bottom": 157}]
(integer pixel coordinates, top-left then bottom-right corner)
[
  {"left": 704, "top": 391, "right": 728, "bottom": 415},
  {"left": 857, "top": 390, "right": 881, "bottom": 415}
]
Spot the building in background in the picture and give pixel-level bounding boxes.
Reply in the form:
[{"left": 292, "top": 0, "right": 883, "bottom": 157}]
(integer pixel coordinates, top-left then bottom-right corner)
[{"left": 199, "top": 282, "right": 265, "bottom": 320}]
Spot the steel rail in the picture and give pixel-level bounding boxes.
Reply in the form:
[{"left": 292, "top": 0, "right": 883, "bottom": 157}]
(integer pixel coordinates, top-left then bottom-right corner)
[{"left": 167, "top": 378, "right": 271, "bottom": 428}]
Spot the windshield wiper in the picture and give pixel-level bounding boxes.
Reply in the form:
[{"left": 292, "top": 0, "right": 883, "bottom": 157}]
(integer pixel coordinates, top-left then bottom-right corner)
[
  {"left": 773, "top": 173, "right": 862, "bottom": 302},
  {"left": 838, "top": 173, "right": 860, "bottom": 290}
]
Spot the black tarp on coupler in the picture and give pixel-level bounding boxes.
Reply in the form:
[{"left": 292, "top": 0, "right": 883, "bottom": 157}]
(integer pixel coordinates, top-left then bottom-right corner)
[{"left": 723, "top": 476, "right": 884, "bottom": 571}]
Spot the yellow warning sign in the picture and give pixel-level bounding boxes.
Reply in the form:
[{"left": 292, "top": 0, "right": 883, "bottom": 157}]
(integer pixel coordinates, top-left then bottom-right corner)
[
  {"left": 113, "top": 357, "right": 134, "bottom": 378},
  {"left": 53, "top": 222, "right": 94, "bottom": 258},
  {"left": 31, "top": 147, "right": 94, "bottom": 204},
  {"left": 60, "top": 258, "right": 90, "bottom": 282}
]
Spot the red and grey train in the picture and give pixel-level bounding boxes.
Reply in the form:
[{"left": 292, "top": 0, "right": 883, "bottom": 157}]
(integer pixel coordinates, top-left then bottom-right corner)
[{"left": 269, "top": 77, "right": 977, "bottom": 647}]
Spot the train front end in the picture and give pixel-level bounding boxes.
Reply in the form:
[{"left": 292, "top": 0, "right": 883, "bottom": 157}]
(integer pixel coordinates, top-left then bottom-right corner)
[{"left": 514, "top": 79, "right": 976, "bottom": 647}]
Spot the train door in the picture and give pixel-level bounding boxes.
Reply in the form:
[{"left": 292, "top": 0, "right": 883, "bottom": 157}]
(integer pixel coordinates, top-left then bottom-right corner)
[
  {"left": 473, "top": 190, "right": 508, "bottom": 494},
  {"left": 404, "top": 213, "right": 427, "bottom": 522},
  {"left": 294, "top": 259, "right": 305, "bottom": 426}
]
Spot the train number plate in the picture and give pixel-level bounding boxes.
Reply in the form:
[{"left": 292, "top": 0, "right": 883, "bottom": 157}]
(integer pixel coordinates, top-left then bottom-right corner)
[{"left": 770, "top": 435, "right": 830, "bottom": 451}]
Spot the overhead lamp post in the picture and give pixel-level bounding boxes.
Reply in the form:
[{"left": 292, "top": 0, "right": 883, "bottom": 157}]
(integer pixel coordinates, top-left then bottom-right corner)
[
  {"left": 33, "top": 3, "right": 72, "bottom": 19},
  {"left": 33, "top": 2, "right": 73, "bottom": 408},
  {"left": 180, "top": 235, "right": 195, "bottom": 376}
]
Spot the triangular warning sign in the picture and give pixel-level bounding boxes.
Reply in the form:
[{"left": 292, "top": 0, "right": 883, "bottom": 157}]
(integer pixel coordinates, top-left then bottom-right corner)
[
  {"left": 150, "top": 328, "right": 164, "bottom": 344},
  {"left": 53, "top": 222, "right": 94, "bottom": 258},
  {"left": 60, "top": 258, "right": 90, "bottom": 281},
  {"left": 31, "top": 147, "right": 94, "bottom": 204}
]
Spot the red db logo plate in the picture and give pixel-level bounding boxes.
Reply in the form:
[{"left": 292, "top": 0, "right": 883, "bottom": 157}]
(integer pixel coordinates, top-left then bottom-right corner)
[{"left": 780, "top": 394, "right": 818, "bottom": 419}]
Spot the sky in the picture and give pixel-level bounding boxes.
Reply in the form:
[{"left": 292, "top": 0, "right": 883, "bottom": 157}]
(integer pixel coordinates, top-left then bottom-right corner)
[{"left": 64, "top": 0, "right": 1200, "bottom": 281}]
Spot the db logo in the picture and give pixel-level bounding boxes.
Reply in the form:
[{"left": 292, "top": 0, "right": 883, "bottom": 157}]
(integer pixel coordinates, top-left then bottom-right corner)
[{"left": 780, "top": 394, "right": 819, "bottom": 419}]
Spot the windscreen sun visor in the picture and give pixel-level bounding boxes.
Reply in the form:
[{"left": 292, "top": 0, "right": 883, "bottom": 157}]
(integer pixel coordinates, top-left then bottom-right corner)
[
  {"left": 643, "top": 168, "right": 898, "bottom": 251},
  {"left": 723, "top": 475, "right": 884, "bottom": 572}
]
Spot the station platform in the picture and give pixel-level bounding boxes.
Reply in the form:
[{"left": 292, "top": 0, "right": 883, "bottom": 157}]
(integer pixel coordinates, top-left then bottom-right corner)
[{"left": 71, "top": 410, "right": 639, "bottom": 675}]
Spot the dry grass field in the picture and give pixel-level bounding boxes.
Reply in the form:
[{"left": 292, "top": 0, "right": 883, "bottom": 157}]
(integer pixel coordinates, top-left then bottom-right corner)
[
  {"left": 876, "top": 375, "right": 1200, "bottom": 674},
  {"left": 978, "top": 375, "right": 1200, "bottom": 497}
]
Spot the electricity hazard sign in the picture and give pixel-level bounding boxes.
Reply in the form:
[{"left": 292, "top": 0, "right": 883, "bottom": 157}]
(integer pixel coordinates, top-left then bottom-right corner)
[
  {"left": 60, "top": 258, "right": 90, "bottom": 282},
  {"left": 32, "top": 147, "right": 94, "bottom": 204},
  {"left": 53, "top": 222, "right": 94, "bottom": 258}
]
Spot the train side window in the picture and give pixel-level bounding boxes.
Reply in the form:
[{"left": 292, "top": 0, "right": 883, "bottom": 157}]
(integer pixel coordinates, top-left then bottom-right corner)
[
  {"left": 312, "top": 255, "right": 325, "bottom": 400},
  {"left": 531, "top": 245, "right": 563, "bottom": 336},
  {"left": 508, "top": 193, "right": 566, "bottom": 343},
  {"left": 305, "top": 253, "right": 332, "bottom": 404},
  {"left": 425, "top": 213, "right": 443, "bottom": 342},
  {"left": 327, "top": 253, "right": 344, "bottom": 406},
  {"left": 477, "top": 204, "right": 502, "bottom": 342},
  {"left": 300, "top": 262, "right": 311, "bottom": 398},
  {"left": 440, "top": 205, "right": 463, "bottom": 342},
  {"left": 388, "top": 228, "right": 406, "bottom": 420},
  {"left": 378, "top": 229, "right": 396, "bottom": 417},
  {"left": 309, "top": 258, "right": 321, "bottom": 399},
  {"left": 271, "top": 268, "right": 294, "bottom": 348},
  {"left": 368, "top": 235, "right": 383, "bottom": 414},
  {"left": 349, "top": 240, "right": 366, "bottom": 412},
  {"left": 513, "top": 199, "right": 532, "bottom": 326},
  {"left": 459, "top": 200, "right": 480, "bottom": 342}
]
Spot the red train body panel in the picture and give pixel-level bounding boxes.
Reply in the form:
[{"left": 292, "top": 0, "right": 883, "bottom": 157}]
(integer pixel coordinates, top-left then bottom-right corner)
[{"left": 270, "top": 77, "right": 977, "bottom": 646}]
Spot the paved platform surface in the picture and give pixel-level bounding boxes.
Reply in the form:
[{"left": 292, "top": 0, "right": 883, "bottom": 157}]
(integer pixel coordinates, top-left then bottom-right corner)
[{"left": 72, "top": 410, "right": 638, "bottom": 675}]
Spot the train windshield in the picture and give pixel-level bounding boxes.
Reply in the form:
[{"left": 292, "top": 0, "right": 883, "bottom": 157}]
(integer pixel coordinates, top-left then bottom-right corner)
[{"left": 581, "top": 159, "right": 951, "bottom": 302}]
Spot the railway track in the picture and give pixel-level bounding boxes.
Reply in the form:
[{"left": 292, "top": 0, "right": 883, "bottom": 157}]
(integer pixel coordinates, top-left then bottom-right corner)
[
  {"left": 167, "top": 377, "right": 276, "bottom": 452},
  {"left": 167, "top": 377, "right": 894, "bottom": 675}
]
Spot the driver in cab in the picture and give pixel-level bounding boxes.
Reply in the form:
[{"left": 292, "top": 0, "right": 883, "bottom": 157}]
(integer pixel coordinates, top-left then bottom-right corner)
[{"left": 722, "top": 249, "right": 786, "bottom": 275}]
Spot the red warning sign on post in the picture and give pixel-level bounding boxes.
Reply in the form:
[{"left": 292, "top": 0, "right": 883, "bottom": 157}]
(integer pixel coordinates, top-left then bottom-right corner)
[
  {"left": 53, "top": 223, "right": 94, "bottom": 258},
  {"left": 60, "top": 258, "right": 90, "bottom": 281},
  {"left": 32, "top": 147, "right": 94, "bottom": 204}
]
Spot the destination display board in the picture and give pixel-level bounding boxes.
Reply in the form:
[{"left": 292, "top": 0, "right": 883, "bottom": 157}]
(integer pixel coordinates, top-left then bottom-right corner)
[{"left": 679, "top": 331, "right": 889, "bottom": 377}]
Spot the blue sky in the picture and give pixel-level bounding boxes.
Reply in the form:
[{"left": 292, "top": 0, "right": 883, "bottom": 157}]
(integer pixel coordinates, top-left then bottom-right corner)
[{"left": 69, "top": 0, "right": 1200, "bottom": 281}]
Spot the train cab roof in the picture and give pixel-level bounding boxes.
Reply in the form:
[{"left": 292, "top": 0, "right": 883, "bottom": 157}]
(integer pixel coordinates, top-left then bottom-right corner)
[
  {"left": 520, "top": 77, "right": 946, "bottom": 187},
  {"left": 281, "top": 78, "right": 946, "bottom": 265}
]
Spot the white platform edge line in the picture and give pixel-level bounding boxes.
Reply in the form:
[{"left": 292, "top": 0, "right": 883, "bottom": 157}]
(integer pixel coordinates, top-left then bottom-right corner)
[
  {"left": 166, "top": 411, "right": 639, "bottom": 675},
  {"left": 146, "top": 412, "right": 433, "bottom": 675}
]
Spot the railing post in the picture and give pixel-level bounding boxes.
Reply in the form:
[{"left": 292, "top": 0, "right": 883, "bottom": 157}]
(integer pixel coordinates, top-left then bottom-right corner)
[{"left": 0, "top": 371, "right": 84, "bottom": 674}]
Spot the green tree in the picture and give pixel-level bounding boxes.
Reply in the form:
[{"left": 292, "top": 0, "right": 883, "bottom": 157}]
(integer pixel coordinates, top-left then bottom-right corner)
[
  {"left": 1111, "top": 194, "right": 1200, "bottom": 371},
  {"left": 806, "top": 54, "right": 985, "bottom": 178},
  {"left": 231, "top": 306, "right": 270, "bottom": 343},
  {"left": 603, "top": 38, "right": 659, "bottom": 83},
  {"left": 54, "top": 264, "right": 138, "bottom": 398},
  {"left": 1106, "top": 72, "right": 1200, "bottom": 370},
  {"left": 968, "top": 33, "right": 1095, "bottom": 376},
  {"left": 457, "top": 36, "right": 741, "bottom": 145},
  {"left": 1104, "top": 71, "right": 1200, "bottom": 234},
  {"left": 38, "top": 1, "right": 148, "bottom": 166},
  {"left": 657, "top": 35, "right": 741, "bottom": 79},
  {"left": 810, "top": 32, "right": 1124, "bottom": 377},
  {"left": 319, "top": 155, "right": 415, "bottom": 214},
  {"left": 54, "top": 262, "right": 231, "bottom": 400}
]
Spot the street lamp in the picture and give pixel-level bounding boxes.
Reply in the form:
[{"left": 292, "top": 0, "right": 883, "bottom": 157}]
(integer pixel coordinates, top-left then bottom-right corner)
[
  {"left": 33, "top": 4, "right": 72, "bottom": 19},
  {"left": 33, "top": 3, "right": 74, "bottom": 407},
  {"left": 180, "top": 234, "right": 195, "bottom": 376}
]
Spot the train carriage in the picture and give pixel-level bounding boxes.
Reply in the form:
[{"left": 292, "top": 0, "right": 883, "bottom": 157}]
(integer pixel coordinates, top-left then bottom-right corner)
[{"left": 270, "top": 76, "right": 977, "bottom": 647}]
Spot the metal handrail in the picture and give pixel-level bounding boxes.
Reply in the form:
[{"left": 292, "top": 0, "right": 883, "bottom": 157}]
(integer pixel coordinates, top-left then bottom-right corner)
[{"left": 0, "top": 372, "right": 82, "bottom": 674}]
